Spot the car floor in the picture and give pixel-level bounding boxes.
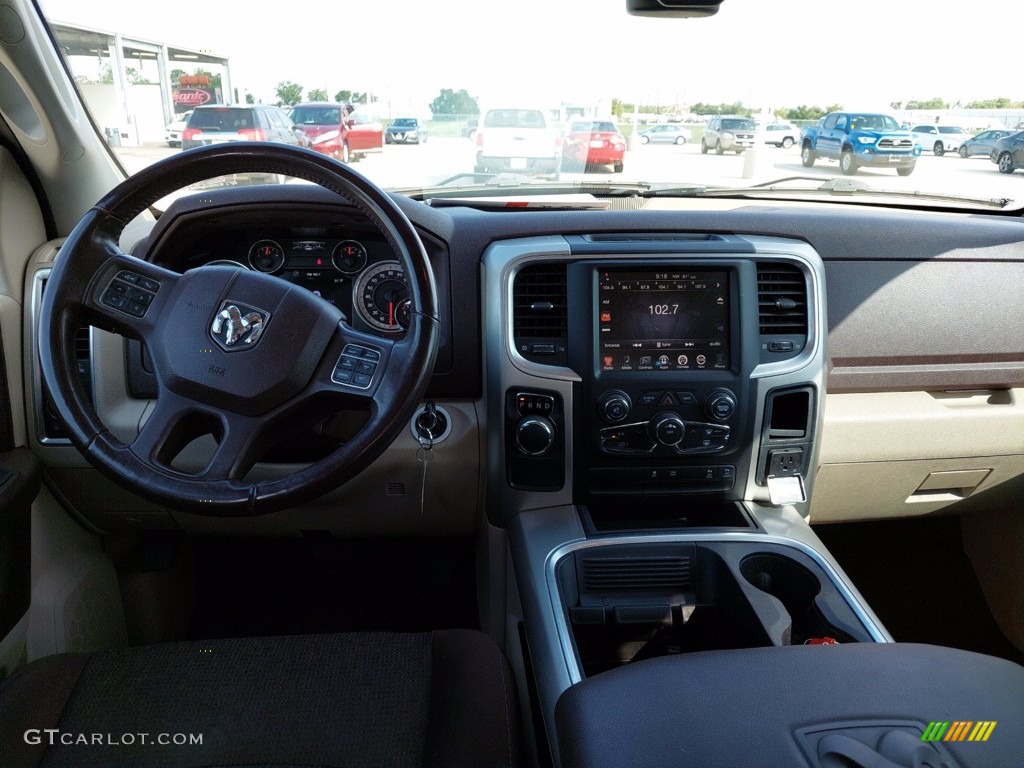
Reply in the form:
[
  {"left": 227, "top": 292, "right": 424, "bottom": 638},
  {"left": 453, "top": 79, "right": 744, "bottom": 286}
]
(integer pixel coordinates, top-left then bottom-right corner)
[
  {"left": 813, "top": 515, "right": 1024, "bottom": 665},
  {"left": 186, "top": 536, "right": 478, "bottom": 640}
]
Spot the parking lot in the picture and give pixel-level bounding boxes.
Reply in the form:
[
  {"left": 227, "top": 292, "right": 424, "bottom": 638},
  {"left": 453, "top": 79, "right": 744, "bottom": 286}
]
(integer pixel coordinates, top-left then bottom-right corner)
[{"left": 114, "top": 137, "right": 1022, "bottom": 205}]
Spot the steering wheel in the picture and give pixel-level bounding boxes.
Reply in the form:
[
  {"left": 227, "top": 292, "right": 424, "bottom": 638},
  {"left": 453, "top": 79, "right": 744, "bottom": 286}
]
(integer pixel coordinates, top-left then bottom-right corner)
[{"left": 38, "top": 143, "right": 439, "bottom": 516}]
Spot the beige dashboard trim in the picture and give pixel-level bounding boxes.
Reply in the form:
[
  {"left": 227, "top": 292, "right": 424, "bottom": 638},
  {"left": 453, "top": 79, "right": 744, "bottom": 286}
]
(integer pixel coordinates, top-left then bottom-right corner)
[{"left": 812, "top": 389, "right": 1024, "bottom": 522}]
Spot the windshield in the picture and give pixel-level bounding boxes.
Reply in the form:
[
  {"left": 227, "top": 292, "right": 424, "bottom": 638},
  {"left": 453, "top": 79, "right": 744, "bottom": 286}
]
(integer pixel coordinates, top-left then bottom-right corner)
[
  {"left": 720, "top": 118, "right": 755, "bottom": 130},
  {"left": 37, "top": 0, "right": 1024, "bottom": 208}
]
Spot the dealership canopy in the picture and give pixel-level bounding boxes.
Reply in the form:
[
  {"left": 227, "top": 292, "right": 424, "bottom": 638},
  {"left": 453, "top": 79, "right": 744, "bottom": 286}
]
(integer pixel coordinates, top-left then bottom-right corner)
[{"left": 48, "top": 20, "right": 233, "bottom": 129}]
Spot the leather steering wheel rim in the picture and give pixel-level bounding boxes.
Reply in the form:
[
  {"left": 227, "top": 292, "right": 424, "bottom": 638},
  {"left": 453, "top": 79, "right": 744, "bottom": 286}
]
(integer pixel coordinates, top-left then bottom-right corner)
[{"left": 39, "top": 142, "right": 439, "bottom": 516}]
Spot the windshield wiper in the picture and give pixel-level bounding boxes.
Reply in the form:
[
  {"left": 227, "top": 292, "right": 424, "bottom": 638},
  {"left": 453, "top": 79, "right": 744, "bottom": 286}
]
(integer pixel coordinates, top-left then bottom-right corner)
[
  {"left": 392, "top": 175, "right": 655, "bottom": 200},
  {"left": 643, "top": 176, "right": 1013, "bottom": 209}
]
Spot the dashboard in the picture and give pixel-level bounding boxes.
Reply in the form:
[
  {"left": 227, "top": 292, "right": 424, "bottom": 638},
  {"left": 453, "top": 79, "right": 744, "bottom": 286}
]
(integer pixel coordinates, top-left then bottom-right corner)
[{"left": 20, "top": 184, "right": 1024, "bottom": 536}]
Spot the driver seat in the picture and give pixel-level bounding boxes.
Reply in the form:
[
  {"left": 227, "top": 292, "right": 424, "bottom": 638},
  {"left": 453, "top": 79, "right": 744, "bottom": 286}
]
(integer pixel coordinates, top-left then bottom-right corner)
[{"left": 0, "top": 629, "right": 522, "bottom": 768}]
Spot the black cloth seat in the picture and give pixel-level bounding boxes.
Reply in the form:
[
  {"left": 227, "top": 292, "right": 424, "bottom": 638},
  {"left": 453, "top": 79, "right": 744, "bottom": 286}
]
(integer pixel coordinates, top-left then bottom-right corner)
[{"left": 0, "top": 629, "right": 521, "bottom": 768}]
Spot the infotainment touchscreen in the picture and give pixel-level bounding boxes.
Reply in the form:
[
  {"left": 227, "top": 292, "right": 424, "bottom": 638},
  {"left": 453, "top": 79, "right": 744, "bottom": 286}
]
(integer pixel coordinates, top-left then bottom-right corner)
[{"left": 598, "top": 269, "right": 729, "bottom": 372}]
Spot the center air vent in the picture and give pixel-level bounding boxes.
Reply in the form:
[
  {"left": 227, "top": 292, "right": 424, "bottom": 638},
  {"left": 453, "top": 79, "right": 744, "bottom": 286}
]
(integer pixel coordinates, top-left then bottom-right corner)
[
  {"left": 513, "top": 262, "right": 567, "bottom": 364},
  {"left": 757, "top": 262, "right": 808, "bottom": 335}
]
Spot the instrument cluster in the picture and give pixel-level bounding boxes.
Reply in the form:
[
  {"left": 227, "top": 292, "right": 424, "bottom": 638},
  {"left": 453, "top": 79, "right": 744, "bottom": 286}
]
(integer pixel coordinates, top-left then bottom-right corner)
[{"left": 209, "top": 235, "right": 411, "bottom": 334}]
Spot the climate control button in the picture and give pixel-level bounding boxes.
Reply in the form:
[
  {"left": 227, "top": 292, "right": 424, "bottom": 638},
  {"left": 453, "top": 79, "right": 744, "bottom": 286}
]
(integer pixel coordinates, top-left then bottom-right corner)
[
  {"left": 705, "top": 389, "right": 737, "bottom": 421},
  {"left": 650, "top": 412, "right": 685, "bottom": 447},
  {"left": 599, "top": 391, "right": 632, "bottom": 424}
]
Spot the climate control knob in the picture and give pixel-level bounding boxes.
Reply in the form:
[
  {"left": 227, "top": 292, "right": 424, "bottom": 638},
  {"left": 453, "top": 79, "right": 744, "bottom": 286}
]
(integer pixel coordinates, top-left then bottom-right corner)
[
  {"left": 515, "top": 416, "right": 556, "bottom": 456},
  {"left": 650, "top": 412, "right": 685, "bottom": 447},
  {"left": 705, "top": 389, "right": 737, "bottom": 421},
  {"left": 598, "top": 391, "right": 632, "bottom": 424}
]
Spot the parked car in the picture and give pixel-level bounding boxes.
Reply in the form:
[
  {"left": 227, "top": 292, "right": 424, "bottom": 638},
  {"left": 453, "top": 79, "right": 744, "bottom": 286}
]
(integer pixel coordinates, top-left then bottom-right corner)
[
  {"left": 990, "top": 130, "right": 1024, "bottom": 173},
  {"left": 701, "top": 115, "right": 756, "bottom": 154},
  {"left": 762, "top": 122, "right": 799, "bottom": 148},
  {"left": 181, "top": 105, "right": 307, "bottom": 150},
  {"left": 561, "top": 120, "right": 626, "bottom": 172},
  {"left": 958, "top": 129, "right": 1013, "bottom": 158},
  {"left": 474, "top": 106, "right": 561, "bottom": 178},
  {"left": 290, "top": 102, "right": 383, "bottom": 163},
  {"left": 163, "top": 109, "right": 192, "bottom": 147},
  {"left": 637, "top": 123, "right": 690, "bottom": 145},
  {"left": 909, "top": 124, "right": 973, "bottom": 156},
  {"left": 385, "top": 117, "right": 428, "bottom": 144},
  {"left": 462, "top": 117, "right": 478, "bottom": 139}
]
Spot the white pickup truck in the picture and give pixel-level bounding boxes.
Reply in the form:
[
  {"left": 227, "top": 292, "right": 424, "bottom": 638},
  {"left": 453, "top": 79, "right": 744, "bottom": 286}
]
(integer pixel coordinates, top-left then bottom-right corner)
[{"left": 474, "top": 107, "right": 562, "bottom": 179}]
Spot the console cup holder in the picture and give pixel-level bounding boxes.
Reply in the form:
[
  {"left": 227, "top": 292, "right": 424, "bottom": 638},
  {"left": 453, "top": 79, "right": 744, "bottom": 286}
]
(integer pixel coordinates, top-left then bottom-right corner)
[{"left": 740, "top": 553, "right": 855, "bottom": 645}]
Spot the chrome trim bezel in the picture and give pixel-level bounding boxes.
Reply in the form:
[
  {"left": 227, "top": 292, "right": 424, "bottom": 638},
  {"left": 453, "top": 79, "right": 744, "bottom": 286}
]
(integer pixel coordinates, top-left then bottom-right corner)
[
  {"left": 30, "top": 268, "right": 95, "bottom": 446},
  {"left": 544, "top": 530, "right": 890, "bottom": 684}
]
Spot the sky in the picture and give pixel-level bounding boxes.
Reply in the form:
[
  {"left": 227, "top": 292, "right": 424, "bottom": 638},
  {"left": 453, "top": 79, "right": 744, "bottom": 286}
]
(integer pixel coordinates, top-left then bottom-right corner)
[{"left": 38, "top": 0, "right": 1023, "bottom": 115}]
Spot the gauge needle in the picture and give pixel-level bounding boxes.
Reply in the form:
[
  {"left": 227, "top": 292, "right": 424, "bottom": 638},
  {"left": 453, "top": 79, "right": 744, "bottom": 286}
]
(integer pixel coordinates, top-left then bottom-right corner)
[{"left": 389, "top": 301, "right": 394, "bottom": 326}]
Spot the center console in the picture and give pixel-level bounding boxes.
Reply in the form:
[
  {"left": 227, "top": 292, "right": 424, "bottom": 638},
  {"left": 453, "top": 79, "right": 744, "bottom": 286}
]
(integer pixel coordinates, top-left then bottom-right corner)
[
  {"left": 482, "top": 233, "right": 890, "bottom": 764},
  {"left": 486, "top": 233, "right": 820, "bottom": 520}
]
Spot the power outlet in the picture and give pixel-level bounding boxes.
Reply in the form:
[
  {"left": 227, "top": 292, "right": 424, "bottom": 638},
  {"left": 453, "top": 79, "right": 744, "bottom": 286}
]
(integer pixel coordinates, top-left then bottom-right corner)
[{"left": 767, "top": 448, "right": 804, "bottom": 478}]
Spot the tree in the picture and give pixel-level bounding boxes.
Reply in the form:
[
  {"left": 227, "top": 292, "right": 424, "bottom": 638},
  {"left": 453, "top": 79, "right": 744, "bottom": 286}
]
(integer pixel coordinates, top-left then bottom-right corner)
[
  {"left": 905, "top": 97, "right": 946, "bottom": 110},
  {"left": 429, "top": 88, "right": 479, "bottom": 116},
  {"left": 965, "top": 97, "right": 1022, "bottom": 109},
  {"left": 690, "top": 101, "right": 752, "bottom": 117},
  {"left": 776, "top": 105, "right": 827, "bottom": 121},
  {"left": 245, "top": 93, "right": 256, "bottom": 105},
  {"left": 96, "top": 63, "right": 150, "bottom": 85},
  {"left": 308, "top": 88, "right": 328, "bottom": 102},
  {"left": 275, "top": 80, "right": 304, "bottom": 106}
]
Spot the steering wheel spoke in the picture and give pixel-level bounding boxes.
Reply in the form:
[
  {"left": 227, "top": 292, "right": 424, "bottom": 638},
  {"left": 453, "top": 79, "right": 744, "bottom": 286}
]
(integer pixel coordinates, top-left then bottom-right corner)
[
  {"left": 312, "top": 321, "right": 399, "bottom": 406},
  {"left": 83, "top": 251, "right": 180, "bottom": 342},
  {"left": 132, "top": 391, "right": 266, "bottom": 483}
]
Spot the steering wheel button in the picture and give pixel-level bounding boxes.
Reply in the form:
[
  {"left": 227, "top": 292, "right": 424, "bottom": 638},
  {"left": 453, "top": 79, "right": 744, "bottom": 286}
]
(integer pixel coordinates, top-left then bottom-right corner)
[
  {"left": 117, "top": 271, "right": 139, "bottom": 284},
  {"left": 361, "top": 349, "right": 381, "bottom": 361},
  {"left": 102, "top": 292, "right": 127, "bottom": 309},
  {"left": 125, "top": 300, "right": 147, "bottom": 317},
  {"left": 138, "top": 277, "right": 160, "bottom": 292},
  {"left": 109, "top": 281, "right": 130, "bottom": 296},
  {"left": 338, "top": 356, "right": 357, "bottom": 372},
  {"left": 352, "top": 373, "right": 372, "bottom": 387},
  {"left": 333, "top": 369, "right": 353, "bottom": 384},
  {"left": 128, "top": 288, "right": 151, "bottom": 304},
  {"left": 356, "top": 361, "right": 376, "bottom": 375},
  {"left": 342, "top": 344, "right": 363, "bottom": 358}
]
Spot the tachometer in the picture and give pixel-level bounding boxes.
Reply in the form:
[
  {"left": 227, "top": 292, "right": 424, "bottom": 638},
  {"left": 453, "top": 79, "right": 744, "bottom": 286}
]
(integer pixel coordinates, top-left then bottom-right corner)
[
  {"left": 247, "top": 239, "right": 286, "bottom": 273},
  {"left": 354, "top": 261, "right": 409, "bottom": 332}
]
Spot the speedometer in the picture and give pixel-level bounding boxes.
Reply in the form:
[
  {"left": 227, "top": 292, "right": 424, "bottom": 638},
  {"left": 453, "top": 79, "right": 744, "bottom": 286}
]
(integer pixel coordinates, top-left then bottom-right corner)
[{"left": 354, "top": 261, "right": 410, "bottom": 332}]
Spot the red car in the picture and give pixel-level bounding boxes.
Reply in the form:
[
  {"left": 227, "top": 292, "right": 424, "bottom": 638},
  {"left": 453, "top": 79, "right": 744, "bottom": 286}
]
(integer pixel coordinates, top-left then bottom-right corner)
[
  {"left": 290, "top": 102, "right": 383, "bottom": 163},
  {"left": 561, "top": 119, "right": 626, "bottom": 172}
]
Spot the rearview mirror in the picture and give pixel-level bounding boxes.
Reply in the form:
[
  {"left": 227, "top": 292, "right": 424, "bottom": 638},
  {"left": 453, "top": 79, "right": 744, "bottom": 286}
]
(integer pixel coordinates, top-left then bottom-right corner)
[{"left": 626, "top": 0, "right": 723, "bottom": 17}]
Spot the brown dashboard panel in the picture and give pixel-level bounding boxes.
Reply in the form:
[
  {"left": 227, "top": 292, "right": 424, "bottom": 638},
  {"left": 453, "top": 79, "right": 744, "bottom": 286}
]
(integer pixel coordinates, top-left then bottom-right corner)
[{"left": 825, "top": 259, "right": 1024, "bottom": 393}]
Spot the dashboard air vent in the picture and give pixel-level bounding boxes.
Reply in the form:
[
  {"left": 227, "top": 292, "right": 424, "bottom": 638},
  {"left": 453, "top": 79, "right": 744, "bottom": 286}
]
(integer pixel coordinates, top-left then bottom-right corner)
[
  {"left": 757, "top": 262, "right": 808, "bottom": 335},
  {"left": 513, "top": 263, "right": 567, "bottom": 364},
  {"left": 38, "top": 276, "right": 93, "bottom": 441},
  {"left": 73, "top": 326, "right": 93, "bottom": 400},
  {"left": 581, "top": 556, "right": 692, "bottom": 592}
]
